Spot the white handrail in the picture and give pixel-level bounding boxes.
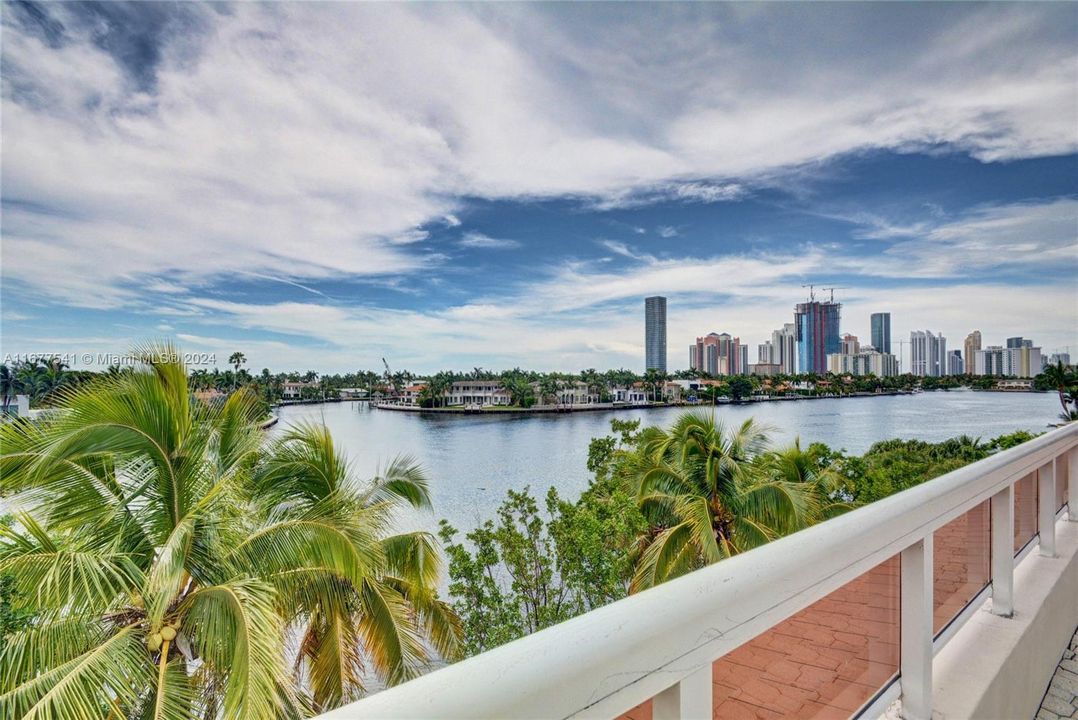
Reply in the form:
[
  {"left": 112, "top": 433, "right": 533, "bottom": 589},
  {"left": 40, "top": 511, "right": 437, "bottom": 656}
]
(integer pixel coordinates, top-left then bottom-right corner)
[{"left": 325, "top": 423, "right": 1078, "bottom": 720}]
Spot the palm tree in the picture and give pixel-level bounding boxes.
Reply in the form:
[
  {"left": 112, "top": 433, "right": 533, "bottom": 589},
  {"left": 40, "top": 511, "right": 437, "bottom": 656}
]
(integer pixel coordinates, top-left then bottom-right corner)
[
  {"left": 758, "top": 440, "right": 854, "bottom": 520},
  {"left": 623, "top": 412, "right": 822, "bottom": 591},
  {"left": 1042, "top": 360, "right": 1074, "bottom": 420},
  {"left": 228, "top": 352, "right": 247, "bottom": 392},
  {"left": 0, "top": 344, "right": 460, "bottom": 719},
  {"left": 0, "top": 364, "right": 13, "bottom": 410}
]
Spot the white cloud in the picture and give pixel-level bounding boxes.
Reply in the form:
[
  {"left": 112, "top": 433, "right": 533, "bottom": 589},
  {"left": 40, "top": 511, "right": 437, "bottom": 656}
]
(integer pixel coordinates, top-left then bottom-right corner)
[
  {"left": 841, "top": 198, "right": 1078, "bottom": 278},
  {"left": 458, "top": 232, "right": 520, "bottom": 250},
  {"left": 657, "top": 226, "right": 679, "bottom": 239},
  {"left": 443, "top": 214, "right": 462, "bottom": 227},
  {"left": 2, "top": 3, "right": 1075, "bottom": 310}
]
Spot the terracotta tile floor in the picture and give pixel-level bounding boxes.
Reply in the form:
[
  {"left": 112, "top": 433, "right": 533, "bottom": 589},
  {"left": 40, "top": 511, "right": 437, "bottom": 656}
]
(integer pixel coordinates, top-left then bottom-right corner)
[
  {"left": 616, "top": 498, "right": 1006, "bottom": 720},
  {"left": 617, "top": 557, "right": 900, "bottom": 720}
]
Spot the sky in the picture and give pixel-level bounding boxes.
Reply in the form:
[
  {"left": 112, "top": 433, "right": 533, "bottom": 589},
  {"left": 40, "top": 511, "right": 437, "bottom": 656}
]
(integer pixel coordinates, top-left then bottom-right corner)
[{"left": 1, "top": 1, "right": 1076, "bottom": 374}]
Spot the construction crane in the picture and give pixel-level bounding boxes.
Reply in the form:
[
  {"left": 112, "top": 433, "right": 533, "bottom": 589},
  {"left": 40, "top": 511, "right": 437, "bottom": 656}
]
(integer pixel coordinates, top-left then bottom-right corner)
[
  {"left": 382, "top": 358, "right": 400, "bottom": 398},
  {"left": 821, "top": 286, "right": 849, "bottom": 303},
  {"left": 895, "top": 339, "right": 908, "bottom": 374},
  {"left": 801, "top": 284, "right": 817, "bottom": 301}
]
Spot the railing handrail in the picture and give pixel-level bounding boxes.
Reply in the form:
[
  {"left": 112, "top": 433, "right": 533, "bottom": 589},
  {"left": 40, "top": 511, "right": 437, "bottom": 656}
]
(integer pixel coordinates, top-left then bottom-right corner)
[{"left": 325, "top": 423, "right": 1078, "bottom": 720}]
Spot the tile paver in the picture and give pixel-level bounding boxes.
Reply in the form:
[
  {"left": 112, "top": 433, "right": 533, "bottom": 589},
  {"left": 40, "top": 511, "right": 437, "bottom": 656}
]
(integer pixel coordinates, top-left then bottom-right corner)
[{"left": 1037, "top": 626, "right": 1078, "bottom": 720}]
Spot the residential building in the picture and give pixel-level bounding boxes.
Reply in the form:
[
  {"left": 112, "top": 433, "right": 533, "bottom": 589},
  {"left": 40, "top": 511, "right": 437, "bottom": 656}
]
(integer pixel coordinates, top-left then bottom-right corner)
[
  {"left": 1049, "top": 352, "right": 1072, "bottom": 367},
  {"left": 645, "top": 296, "right": 667, "bottom": 372},
  {"left": 553, "top": 381, "right": 602, "bottom": 406},
  {"left": 400, "top": 383, "right": 428, "bottom": 406},
  {"left": 691, "top": 332, "right": 742, "bottom": 375},
  {"left": 947, "top": 350, "right": 964, "bottom": 376},
  {"left": 749, "top": 363, "right": 782, "bottom": 377},
  {"left": 1007, "top": 345, "right": 1042, "bottom": 378},
  {"left": 870, "top": 312, "right": 891, "bottom": 354},
  {"left": 975, "top": 346, "right": 1007, "bottom": 375},
  {"left": 795, "top": 299, "right": 841, "bottom": 374},
  {"left": 772, "top": 323, "right": 797, "bottom": 374},
  {"left": 758, "top": 341, "right": 774, "bottom": 365},
  {"left": 964, "top": 331, "right": 982, "bottom": 374},
  {"left": 1006, "top": 337, "right": 1030, "bottom": 349},
  {"left": 445, "top": 380, "right": 513, "bottom": 407},
  {"left": 841, "top": 334, "right": 860, "bottom": 355},
  {"left": 826, "top": 349, "right": 899, "bottom": 377},
  {"left": 282, "top": 381, "right": 318, "bottom": 400},
  {"left": 611, "top": 385, "right": 649, "bottom": 403},
  {"left": 910, "top": 330, "right": 947, "bottom": 377}
]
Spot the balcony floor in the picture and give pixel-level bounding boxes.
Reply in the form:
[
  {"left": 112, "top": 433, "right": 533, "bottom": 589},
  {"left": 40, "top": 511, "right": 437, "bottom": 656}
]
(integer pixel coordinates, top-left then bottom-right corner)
[{"left": 1038, "top": 626, "right": 1078, "bottom": 720}]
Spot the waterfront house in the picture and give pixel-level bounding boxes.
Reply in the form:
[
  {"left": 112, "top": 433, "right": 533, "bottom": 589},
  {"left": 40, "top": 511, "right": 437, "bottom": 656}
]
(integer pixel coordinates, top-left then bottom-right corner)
[
  {"left": 193, "top": 388, "right": 227, "bottom": 405},
  {"left": 282, "top": 381, "right": 318, "bottom": 400},
  {"left": 446, "top": 380, "right": 512, "bottom": 407},
  {"left": 553, "top": 381, "right": 602, "bottom": 406},
  {"left": 997, "top": 379, "right": 1034, "bottom": 391},
  {"left": 611, "top": 385, "right": 649, "bottom": 404},
  {"left": 400, "top": 383, "right": 428, "bottom": 406}
]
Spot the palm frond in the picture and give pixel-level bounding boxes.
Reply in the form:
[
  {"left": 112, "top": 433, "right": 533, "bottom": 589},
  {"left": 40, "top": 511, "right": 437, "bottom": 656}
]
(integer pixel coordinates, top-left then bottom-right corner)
[
  {"left": 0, "top": 623, "right": 148, "bottom": 720},
  {"left": 180, "top": 579, "right": 287, "bottom": 720}
]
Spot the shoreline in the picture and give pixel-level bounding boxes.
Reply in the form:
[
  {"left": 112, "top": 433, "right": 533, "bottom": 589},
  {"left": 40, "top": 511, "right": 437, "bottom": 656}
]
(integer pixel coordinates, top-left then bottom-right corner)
[{"left": 373, "top": 389, "right": 918, "bottom": 415}]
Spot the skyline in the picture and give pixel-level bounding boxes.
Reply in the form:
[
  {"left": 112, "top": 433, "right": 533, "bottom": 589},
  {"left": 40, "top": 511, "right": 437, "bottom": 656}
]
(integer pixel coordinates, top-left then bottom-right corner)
[{"left": 2, "top": 2, "right": 1077, "bottom": 373}]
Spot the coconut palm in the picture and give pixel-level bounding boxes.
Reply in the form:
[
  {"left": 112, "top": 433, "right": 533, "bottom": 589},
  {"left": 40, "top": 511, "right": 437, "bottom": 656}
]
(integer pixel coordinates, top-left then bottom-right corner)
[
  {"left": 0, "top": 344, "right": 459, "bottom": 719},
  {"left": 1042, "top": 360, "right": 1075, "bottom": 420},
  {"left": 623, "top": 412, "right": 822, "bottom": 591},
  {"left": 758, "top": 440, "right": 854, "bottom": 520}
]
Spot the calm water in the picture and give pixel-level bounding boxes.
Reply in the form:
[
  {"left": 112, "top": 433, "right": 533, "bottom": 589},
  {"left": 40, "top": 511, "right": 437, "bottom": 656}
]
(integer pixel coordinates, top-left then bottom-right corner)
[{"left": 272, "top": 391, "right": 1060, "bottom": 538}]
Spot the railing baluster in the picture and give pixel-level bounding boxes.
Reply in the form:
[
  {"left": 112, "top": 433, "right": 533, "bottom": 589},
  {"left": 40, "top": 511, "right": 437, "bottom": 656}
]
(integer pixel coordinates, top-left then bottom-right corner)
[
  {"left": 990, "top": 485, "right": 1014, "bottom": 617},
  {"left": 901, "top": 537, "right": 933, "bottom": 720},
  {"left": 1038, "top": 460, "right": 1056, "bottom": 557},
  {"left": 652, "top": 665, "right": 711, "bottom": 720},
  {"left": 1069, "top": 447, "right": 1077, "bottom": 521}
]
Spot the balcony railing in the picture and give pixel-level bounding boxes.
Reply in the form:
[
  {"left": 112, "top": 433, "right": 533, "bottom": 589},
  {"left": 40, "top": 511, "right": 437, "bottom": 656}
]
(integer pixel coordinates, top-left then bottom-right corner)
[{"left": 325, "top": 423, "right": 1078, "bottom": 720}]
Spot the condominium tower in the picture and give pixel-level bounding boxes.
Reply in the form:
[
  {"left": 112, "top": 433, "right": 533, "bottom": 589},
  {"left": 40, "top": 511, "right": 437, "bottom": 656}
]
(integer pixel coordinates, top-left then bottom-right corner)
[
  {"left": 644, "top": 296, "right": 667, "bottom": 372},
  {"left": 772, "top": 323, "right": 797, "bottom": 374},
  {"left": 910, "top": 330, "right": 947, "bottom": 377},
  {"left": 690, "top": 332, "right": 744, "bottom": 375},
  {"left": 964, "top": 331, "right": 982, "bottom": 374},
  {"left": 870, "top": 313, "right": 891, "bottom": 354}
]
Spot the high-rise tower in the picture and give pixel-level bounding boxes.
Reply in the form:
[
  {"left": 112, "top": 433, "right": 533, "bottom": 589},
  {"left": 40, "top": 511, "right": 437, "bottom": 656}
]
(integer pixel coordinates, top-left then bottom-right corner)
[
  {"left": 644, "top": 296, "right": 667, "bottom": 372},
  {"left": 795, "top": 299, "right": 841, "bottom": 374},
  {"left": 870, "top": 313, "right": 891, "bottom": 354}
]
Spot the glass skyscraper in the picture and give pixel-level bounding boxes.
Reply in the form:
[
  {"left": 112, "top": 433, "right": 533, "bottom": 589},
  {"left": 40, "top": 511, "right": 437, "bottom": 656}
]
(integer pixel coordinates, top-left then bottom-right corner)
[
  {"left": 644, "top": 296, "right": 667, "bottom": 372},
  {"left": 870, "top": 312, "right": 891, "bottom": 354},
  {"left": 795, "top": 300, "right": 841, "bottom": 374}
]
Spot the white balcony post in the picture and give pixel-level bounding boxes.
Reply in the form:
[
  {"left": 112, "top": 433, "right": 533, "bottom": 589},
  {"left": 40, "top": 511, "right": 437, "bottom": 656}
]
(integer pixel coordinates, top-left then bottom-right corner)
[
  {"left": 1038, "top": 461, "right": 1056, "bottom": 557},
  {"left": 990, "top": 484, "right": 1014, "bottom": 617},
  {"left": 1069, "top": 447, "right": 1078, "bottom": 521},
  {"left": 652, "top": 665, "right": 711, "bottom": 720},
  {"left": 900, "top": 537, "right": 933, "bottom": 720}
]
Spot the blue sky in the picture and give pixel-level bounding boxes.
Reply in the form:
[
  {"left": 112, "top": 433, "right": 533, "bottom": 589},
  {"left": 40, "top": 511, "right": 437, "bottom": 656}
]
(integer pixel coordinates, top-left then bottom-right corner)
[{"left": 1, "top": 2, "right": 1076, "bottom": 373}]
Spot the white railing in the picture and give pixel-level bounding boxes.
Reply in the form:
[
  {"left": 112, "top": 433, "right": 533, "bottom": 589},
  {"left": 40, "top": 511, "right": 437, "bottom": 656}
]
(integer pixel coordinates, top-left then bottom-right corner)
[{"left": 326, "top": 423, "right": 1078, "bottom": 720}]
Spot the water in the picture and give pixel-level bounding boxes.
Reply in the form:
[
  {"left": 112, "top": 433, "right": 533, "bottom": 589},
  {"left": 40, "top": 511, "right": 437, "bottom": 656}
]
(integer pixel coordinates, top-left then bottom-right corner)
[{"left": 272, "top": 390, "right": 1061, "bottom": 538}]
